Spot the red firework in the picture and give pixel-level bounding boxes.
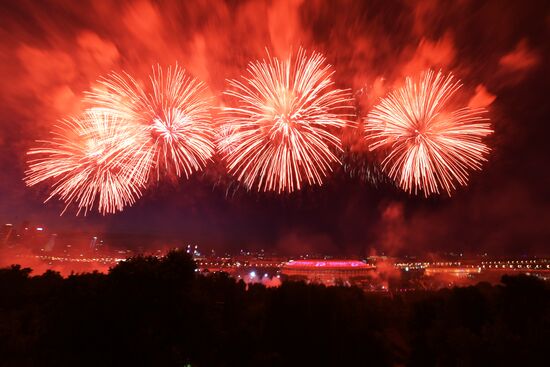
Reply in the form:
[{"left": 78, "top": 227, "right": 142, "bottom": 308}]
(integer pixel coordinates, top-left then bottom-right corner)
[
  {"left": 218, "top": 49, "right": 354, "bottom": 193},
  {"left": 25, "top": 111, "right": 151, "bottom": 215},
  {"left": 365, "top": 70, "right": 493, "bottom": 196},
  {"left": 86, "top": 65, "right": 216, "bottom": 180}
]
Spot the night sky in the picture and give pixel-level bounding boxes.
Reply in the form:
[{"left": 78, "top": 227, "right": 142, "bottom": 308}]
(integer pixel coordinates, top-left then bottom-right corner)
[{"left": 0, "top": 0, "right": 548, "bottom": 255}]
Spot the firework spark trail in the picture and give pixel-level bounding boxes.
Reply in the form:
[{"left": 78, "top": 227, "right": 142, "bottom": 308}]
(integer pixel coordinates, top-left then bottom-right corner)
[
  {"left": 25, "top": 111, "right": 151, "bottom": 215},
  {"left": 218, "top": 49, "right": 354, "bottom": 193},
  {"left": 340, "top": 149, "right": 387, "bottom": 186},
  {"left": 365, "top": 70, "right": 493, "bottom": 196},
  {"left": 339, "top": 124, "right": 387, "bottom": 186},
  {"left": 86, "top": 65, "right": 216, "bottom": 180}
]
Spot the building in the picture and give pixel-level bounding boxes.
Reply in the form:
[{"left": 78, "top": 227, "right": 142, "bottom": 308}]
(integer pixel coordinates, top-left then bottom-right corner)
[{"left": 281, "top": 259, "right": 375, "bottom": 286}]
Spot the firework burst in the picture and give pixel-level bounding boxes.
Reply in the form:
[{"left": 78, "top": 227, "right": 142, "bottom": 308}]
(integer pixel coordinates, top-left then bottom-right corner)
[
  {"left": 365, "top": 70, "right": 493, "bottom": 196},
  {"left": 218, "top": 49, "right": 354, "bottom": 193},
  {"left": 25, "top": 111, "right": 151, "bottom": 215},
  {"left": 86, "top": 65, "right": 216, "bottom": 180}
]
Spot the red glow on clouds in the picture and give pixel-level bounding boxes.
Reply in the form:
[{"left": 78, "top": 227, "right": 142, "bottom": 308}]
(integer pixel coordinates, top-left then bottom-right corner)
[
  {"left": 499, "top": 39, "right": 539, "bottom": 72},
  {"left": 0, "top": 0, "right": 548, "bottom": 255},
  {"left": 468, "top": 84, "right": 496, "bottom": 109}
]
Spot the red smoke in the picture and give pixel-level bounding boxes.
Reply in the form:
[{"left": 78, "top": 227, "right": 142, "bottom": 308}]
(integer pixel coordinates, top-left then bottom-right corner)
[
  {"left": 0, "top": 0, "right": 547, "bottom": 256},
  {"left": 3, "top": 0, "right": 533, "bottom": 136}
]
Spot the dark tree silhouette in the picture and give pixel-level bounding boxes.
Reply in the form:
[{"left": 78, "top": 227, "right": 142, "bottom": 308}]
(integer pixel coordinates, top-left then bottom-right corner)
[{"left": 0, "top": 251, "right": 548, "bottom": 366}]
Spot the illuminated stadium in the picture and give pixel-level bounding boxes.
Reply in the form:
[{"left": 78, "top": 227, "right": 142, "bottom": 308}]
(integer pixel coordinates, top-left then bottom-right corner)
[{"left": 281, "top": 260, "right": 375, "bottom": 286}]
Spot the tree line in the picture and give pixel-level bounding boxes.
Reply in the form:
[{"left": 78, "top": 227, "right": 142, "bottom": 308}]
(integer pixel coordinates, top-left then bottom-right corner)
[{"left": 0, "top": 250, "right": 548, "bottom": 366}]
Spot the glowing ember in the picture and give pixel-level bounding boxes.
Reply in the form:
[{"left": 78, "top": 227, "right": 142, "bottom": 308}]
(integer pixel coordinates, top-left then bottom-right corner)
[
  {"left": 364, "top": 70, "right": 493, "bottom": 196},
  {"left": 218, "top": 49, "right": 354, "bottom": 193},
  {"left": 25, "top": 111, "right": 151, "bottom": 215}
]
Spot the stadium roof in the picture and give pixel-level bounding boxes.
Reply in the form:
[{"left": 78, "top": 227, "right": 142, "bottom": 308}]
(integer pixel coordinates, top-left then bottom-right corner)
[{"left": 283, "top": 260, "right": 373, "bottom": 268}]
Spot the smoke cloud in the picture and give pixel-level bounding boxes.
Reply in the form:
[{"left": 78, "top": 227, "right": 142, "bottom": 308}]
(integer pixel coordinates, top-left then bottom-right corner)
[{"left": 0, "top": 0, "right": 548, "bottom": 255}]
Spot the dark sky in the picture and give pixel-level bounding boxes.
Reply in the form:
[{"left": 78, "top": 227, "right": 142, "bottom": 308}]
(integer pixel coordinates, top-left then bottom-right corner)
[{"left": 0, "top": 0, "right": 548, "bottom": 256}]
